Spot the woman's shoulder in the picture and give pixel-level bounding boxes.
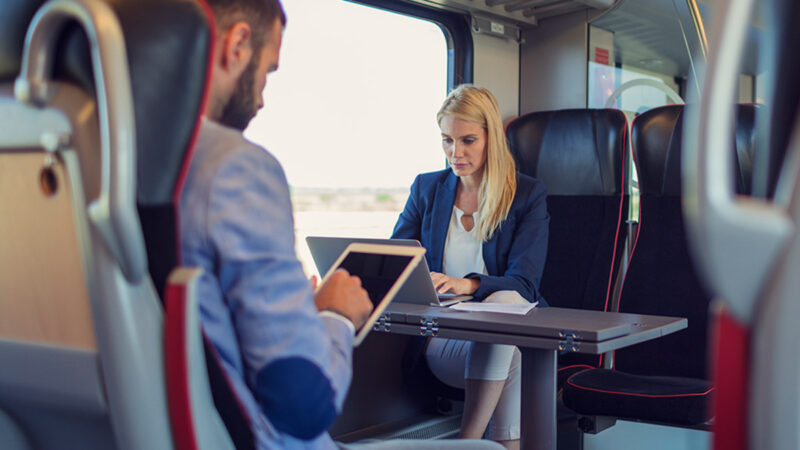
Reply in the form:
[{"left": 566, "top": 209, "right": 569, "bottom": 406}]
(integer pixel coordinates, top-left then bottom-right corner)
[
  {"left": 412, "top": 168, "right": 452, "bottom": 187},
  {"left": 515, "top": 172, "right": 547, "bottom": 198},
  {"left": 509, "top": 172, "right": 548, "bottom": 221}
]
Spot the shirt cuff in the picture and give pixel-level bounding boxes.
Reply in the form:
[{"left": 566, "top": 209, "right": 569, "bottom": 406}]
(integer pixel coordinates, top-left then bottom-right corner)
[{"left": 319, "top": 310, "right": 356, "bottom": 337}]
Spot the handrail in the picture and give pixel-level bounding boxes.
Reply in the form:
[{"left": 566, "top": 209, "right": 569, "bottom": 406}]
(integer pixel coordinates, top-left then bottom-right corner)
[
  {"left": 682, "top": 0, "right": 792, "bottom": 324},
  {"left": 15, "top": 0, "right": 147, "bottom": 283},
  {"left": 603, "top": 78, "right": 683, "bottom": 109}
]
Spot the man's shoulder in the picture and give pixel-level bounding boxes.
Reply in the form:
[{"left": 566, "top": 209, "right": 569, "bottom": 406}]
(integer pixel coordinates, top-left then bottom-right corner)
[{"left": 197, "top": 119, "right": 280, "bottom": 170}]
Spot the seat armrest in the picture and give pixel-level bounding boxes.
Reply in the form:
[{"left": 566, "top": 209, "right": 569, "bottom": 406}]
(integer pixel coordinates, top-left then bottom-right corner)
[{"left": 165, "top": 267, "right": 234, "bottom": 450}]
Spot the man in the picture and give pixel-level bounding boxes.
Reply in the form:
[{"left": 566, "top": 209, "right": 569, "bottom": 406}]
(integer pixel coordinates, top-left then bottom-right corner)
[
  {"left": 181, "top": 0, "right": 371, "bottom": 446},
  {"left": 180, "top": 1, "right": 501, "bottom": 449}
]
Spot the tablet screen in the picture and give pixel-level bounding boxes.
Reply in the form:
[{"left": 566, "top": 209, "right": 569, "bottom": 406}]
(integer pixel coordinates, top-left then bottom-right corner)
[
  {"left": 333, "top": 251, "right": 414, "bottom": 309},
  {"left": 320, "top": 242, "right": 425, "bottom": 346}
]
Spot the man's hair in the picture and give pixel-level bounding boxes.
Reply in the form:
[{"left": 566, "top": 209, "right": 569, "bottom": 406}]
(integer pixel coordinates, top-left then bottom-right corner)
[{"left": 206, "top": 0, "right": 286, "bottom": 51}]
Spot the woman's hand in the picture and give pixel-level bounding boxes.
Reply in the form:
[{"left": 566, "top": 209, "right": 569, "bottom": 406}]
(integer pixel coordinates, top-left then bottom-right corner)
[
  {"left": 309, "top": 275, "right": 319, "bottom": 291},
  {"left": 430, "top": 272, "right": 479, "bottom": 295}
]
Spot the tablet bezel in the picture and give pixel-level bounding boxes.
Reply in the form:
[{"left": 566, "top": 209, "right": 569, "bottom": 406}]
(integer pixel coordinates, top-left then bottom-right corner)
[{"left": 319, "top": 242, "right": 425, "bottom": 346}]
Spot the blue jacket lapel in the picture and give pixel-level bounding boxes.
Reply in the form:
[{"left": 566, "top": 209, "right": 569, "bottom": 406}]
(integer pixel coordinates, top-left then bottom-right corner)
[
  {"left": 430, "top": 172, "right": 457, "bottom": 272},
  {"left": 483, "top": 228, "right": 499, "bottom": 275}
]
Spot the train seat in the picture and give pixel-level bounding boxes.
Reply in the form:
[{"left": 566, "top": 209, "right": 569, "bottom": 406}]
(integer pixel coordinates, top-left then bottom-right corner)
[
  {"left": 562, "top": 103, "right": 758, "bottom": 430},
  {"left": 505, "top": 108, "right": 629, "bottom": 379},
  {"left": 0, "top": 0, "right": 239, "bottom": 448}
]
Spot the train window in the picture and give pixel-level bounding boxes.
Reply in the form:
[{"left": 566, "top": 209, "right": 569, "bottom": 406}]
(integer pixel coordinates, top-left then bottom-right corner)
[{"left": 244, "top": 0, "right": 450, "bottom": 276}]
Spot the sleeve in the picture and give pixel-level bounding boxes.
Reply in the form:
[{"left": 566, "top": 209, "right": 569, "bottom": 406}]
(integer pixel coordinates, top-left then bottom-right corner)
[
  {"left": 206, "top": 146, "right": 353, "bottom": 440},
  {"left": 391, "top": 174, "right": 424, "bottom": 240},
  {"left": 468, "top": 180, "right": 550, "bottom": 303}
]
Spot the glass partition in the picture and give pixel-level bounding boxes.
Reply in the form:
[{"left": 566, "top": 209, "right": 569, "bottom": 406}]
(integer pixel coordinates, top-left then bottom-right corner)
[{"left": 586, "top": 0, "right": 711, "bottom": 221}]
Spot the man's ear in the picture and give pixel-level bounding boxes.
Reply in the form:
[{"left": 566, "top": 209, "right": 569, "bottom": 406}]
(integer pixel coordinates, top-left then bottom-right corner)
[{"left": 220, "top": 21, "right": 254, "bottom": 77}]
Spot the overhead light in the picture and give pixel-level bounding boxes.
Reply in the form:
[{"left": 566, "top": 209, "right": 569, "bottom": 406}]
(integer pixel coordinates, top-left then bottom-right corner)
[{"left": 639, "top": 58, "right": 663, "bottom": 69}]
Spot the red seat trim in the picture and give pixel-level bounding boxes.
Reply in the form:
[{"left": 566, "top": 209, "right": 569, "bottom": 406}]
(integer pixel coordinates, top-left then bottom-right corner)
[
  {"left": 711, "top": 307, "right": 749, "bottom": 450},
  {"left": 599, "top": 110, "right": 628, "bottom": 368},
  {"left": 558, "top": 364, "right": 594, "bottom": 372},
  {"left": 165, "top": 282, "right": 199, "bottom": 450},
  {"left": 565, "top": 374, "right": 715, "bottom": 399}
]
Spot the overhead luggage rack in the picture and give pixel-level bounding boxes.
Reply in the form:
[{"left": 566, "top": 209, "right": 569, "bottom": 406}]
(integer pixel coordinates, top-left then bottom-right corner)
[{"left": 410, "top": 0, "right": 616, "bottom": 27}]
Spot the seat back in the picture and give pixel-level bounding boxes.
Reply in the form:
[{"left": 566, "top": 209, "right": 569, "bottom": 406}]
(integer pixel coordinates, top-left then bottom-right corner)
[
  {"left": 506, "top": 108, "right": 628, "bottom": 367},
  {"left": 0, "top": 0, "right": 232, "bottom": 448},
  {"left": 691, "top": 1, "right": 800, "bottom": 448},
  {"left": 734, "top": 104, "right": 758, "bottom": 195},
  {"left": 614, "top": 104, "right": 756, "bottom": 379}
]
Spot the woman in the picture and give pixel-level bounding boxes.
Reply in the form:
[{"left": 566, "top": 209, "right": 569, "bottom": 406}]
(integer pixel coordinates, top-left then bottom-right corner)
[{"left": 392, "top": 85, "right": 548, "bottom": 449}]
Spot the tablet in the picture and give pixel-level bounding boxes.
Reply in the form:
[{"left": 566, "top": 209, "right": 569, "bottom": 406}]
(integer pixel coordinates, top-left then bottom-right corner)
[
  {"left": 319, "top": 243, "right": 425, "bottom": 346},
  {"left": 306, "top": 236, "right": 471, "bottom": 307}
]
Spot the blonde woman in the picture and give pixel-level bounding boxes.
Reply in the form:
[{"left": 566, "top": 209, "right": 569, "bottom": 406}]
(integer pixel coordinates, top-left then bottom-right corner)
[{"left": 392, "top": 85, "right": 549, "bottom": 449}]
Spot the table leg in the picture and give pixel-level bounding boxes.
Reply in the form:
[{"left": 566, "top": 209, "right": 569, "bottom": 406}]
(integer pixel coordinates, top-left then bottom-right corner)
[{"left": 520, "top": 347, "right": 557, "bottom": 450}]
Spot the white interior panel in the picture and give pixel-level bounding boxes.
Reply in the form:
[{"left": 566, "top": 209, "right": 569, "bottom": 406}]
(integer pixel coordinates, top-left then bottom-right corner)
[
  {"left": 472, "top": 32, "right": 520, "bottom": 123},
  {"left": 520, "top": 10, "right": 590, "bottom": 113}
]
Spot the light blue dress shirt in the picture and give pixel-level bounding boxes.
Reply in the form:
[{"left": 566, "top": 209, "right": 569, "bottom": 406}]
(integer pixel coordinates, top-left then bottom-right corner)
[{"left": 180, "top": 119, "right": 353, "bottom": 449}]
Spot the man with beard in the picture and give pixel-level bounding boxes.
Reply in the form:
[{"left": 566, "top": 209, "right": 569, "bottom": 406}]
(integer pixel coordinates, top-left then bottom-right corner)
[
  {"left": 180, "top": 1, "right": 500, "bottom": 449},
  {"left": 180, "top": 0, "right": 372, "bottom": 447}
]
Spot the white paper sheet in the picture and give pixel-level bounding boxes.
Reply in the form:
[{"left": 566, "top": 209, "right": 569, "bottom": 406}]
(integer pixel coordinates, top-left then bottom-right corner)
[{"left": 449, "top": 301, "right": 538, "bottom": 315}]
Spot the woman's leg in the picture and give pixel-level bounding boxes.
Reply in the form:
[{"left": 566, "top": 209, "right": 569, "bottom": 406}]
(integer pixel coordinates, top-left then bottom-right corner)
[
  {"left": 427, "top": 340, "right": 508, "bottom": 440},
  {"left": 460, "top": 378, "right": 507, "bottom": 438},
  {"left": 484, "top": 348, "right": 521, "bottom": 450},
  {"left": 427, "top": 291, "right": 527, "bottom": 445},
  {"left": 463, "top": 291, "right": 526, "bottom": 445},
  {"left": 463, "top": 343, "right": 521, "bottom": 444}
]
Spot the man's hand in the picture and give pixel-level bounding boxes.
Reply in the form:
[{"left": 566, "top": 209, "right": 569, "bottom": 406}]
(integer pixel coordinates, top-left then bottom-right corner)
[
  {"left": 430, "top": 272, "right": 479, "bottom": 295},
  {"left": 314, "top": 269, "right": 372, "bottom": 330}
]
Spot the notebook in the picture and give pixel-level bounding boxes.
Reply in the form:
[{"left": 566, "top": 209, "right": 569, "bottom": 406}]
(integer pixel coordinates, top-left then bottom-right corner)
[
  {"left": 319, "top": 243, "right": 425, "bottom": 346},
  {"left": 306, "top": 236, "right": 473, "bottom": 307}
]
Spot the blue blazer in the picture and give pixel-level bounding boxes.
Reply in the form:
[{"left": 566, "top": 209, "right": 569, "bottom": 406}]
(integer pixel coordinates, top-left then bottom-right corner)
[{"left": 391, "top": 169, "right": 549, "bottom": 305}]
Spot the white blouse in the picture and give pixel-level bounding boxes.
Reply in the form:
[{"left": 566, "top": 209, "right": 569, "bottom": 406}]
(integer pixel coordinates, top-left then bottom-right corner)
[{"left": 442, "top": 206, "right": 487, "bottom": 278}]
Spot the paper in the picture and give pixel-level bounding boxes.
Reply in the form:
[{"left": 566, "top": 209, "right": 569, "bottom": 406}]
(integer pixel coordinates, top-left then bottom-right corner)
[{"left": 449, "top": 301, "right": 538, "bottom": 315}]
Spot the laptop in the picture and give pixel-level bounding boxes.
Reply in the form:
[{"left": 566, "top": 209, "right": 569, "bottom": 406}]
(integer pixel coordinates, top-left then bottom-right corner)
[
  {"left": 319, "top": 243, "right": 425, "bottom": 346},
  {"left": 306, "top": 236, "right": 473, "bottom": 307}
]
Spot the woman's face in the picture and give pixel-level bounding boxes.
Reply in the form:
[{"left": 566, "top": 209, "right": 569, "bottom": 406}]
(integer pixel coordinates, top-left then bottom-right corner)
[{"left": 440, "top": 115, "right": 488, "bottom": 180}]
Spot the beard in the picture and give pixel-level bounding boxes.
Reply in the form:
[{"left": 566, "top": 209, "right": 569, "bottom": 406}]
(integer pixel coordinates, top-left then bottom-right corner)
[{"left": 219, "top": 58, "right": 259, "bottom": 131}]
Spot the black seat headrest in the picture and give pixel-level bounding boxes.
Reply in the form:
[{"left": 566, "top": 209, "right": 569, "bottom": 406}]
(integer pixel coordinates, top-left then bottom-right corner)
[
  {"left": 506, "top": 109, "right": 627, "bottom": 195},
  {"left": 0, "top": 0, "right": 45, "bottom": 82},
  {"left": 632, "top": 104, "right": 753, "bottom": 195},
  {"left": 630, "top": 105, "right": 685, "bottom": 196},
  {"left": 111, "top": 0, "right": 212, "bottom": 206}
]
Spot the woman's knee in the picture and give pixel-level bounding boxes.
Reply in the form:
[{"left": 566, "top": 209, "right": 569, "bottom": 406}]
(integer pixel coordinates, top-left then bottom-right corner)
[{"left": 483, "top": 290, "right": 527, "bottom": 305}]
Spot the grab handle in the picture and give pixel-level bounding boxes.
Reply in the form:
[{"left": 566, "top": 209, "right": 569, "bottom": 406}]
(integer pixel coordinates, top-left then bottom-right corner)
[
  {"left": 682, "top": 0, "right": 792, "bottom": 324},
  {"left": 16, "top": 0, "right": 147, "bottom": 283}
]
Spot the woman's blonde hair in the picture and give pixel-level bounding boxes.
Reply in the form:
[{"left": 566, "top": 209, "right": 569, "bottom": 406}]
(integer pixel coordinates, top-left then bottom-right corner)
[{"left": 437, "top": 84, "right": 517, "bottom": 242}]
